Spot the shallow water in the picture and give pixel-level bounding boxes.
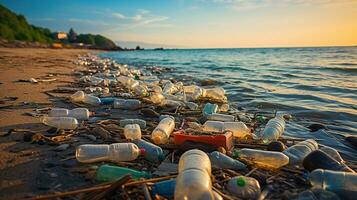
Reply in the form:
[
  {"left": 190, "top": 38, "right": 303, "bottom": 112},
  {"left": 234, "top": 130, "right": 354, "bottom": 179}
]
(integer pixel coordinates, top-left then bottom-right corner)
[{"left": 100, "top": 47, "right": 357, "bottom": 161}]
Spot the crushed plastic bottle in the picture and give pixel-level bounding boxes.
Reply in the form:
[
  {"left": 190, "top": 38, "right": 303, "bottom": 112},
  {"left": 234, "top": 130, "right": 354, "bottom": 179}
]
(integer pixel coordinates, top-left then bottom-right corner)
[
  {"left": 206, "top": 113, "right": 235, "bottom": 122},
  {"left": 120, "top": 119, "right": 146, "bottom": 129},
  {"left": 320, "top": 146, "right": 344, "bottom": 163},
  {"left": 234, "top": 148, "right": 289, "bottom": 169},
  {"left": 226, "top": 176, "right": 261, "bottom": 199},
  {"left": 113, "top": 99, "right": 141, "bottom": 110},
  {"left": 202, "top": 103, "right": 218, "bottom": 116},
  {"left": 96, "top": 164, "right": 151, "bottom": 182},
  {"left": 134, "top": 139, "right": 165, "bottom": 163},
  {"left": 70, "top": 91, "right": 101, "bottom": 105},
  {"left": 151, "top": 117, "right": 175, "bottom": 144},
  {"left": 163, "top": 81, "right": 183, "bottom": 94},
  {"left": 124, "top": 124, "right": 141, "bottom": 140},
  {"left": 282, "top": 139, "right": 318, "bottom": 165},
  {"left": 302, "top": 150, "right": 354, "bottom": 172},
  {"left": 49, "top": 108, "right": 90, "bottom": 120},
  {"left": 75, "top": 143, "right": 145, "bottom": 163},
  {"left": 203, "top": 121, "right": 251, "bottom": 138},
  {"left": 175, "top": 149, "right": 214, "bottom": 200},
  {"left": 260, "top": 114, "right": 286, "bottom": 143},
  {"left": 296, "top": 188, "right": 340, "bottom": 200},
  {"left": 209, "top": 151, "right": 246, "bottom": 170},
  {"left": 202, "top": 87, "right": 227, "bottom": 102},
  {"left": 309, "top": 169, "right": 357, "bottom": 200},
  {"left": 149, "top": 92, "right": 165, "bottom": 104},
  {"left": 42, "top": 116, "right": 78, "bottom": 130},
  {"left": 152, "top": 179, "right": 176, "bottom": 198}
]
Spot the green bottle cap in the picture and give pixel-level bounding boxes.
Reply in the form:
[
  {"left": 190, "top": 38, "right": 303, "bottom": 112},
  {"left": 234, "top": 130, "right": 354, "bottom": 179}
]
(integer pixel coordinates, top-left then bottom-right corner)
[
  {"left": 236, "top": 177, "right": 246, "bottom": 187},
  {"left": 233, "top": 149, "right": 240, "bottom": 158}
]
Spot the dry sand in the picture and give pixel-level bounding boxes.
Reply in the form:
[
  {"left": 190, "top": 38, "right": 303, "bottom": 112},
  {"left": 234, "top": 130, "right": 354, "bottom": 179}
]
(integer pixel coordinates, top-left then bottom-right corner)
[{"left": 0, "top": 48, "right": 96, "bottom": 199}]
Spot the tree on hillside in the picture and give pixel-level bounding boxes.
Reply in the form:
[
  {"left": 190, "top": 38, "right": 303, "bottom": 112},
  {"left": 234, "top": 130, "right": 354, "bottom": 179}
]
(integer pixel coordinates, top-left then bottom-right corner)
[{"left": 68, "top": 28, "right": 77, "bottom": 42}]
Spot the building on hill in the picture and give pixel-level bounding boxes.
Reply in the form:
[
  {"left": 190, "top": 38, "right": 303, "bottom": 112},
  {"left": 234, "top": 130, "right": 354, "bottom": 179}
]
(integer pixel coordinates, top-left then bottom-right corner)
[{"left": 55, "top": 32, "right": 68, "bottom": 40}]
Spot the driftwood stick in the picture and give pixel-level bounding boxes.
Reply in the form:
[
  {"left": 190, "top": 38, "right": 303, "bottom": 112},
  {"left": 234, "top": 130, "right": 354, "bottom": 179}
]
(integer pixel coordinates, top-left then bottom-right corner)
[
  {"left": 87, "top": 175, "right": 132, "bottom": 200},
  {"left": 123, "top": 175, "right": 177, "bottom": 187}
]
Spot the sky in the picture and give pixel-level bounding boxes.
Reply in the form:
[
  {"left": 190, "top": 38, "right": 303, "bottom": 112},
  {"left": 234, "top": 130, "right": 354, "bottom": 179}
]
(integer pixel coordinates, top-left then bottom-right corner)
[{"left": 1, "top": 0, "right": 357, "bottom": 48}]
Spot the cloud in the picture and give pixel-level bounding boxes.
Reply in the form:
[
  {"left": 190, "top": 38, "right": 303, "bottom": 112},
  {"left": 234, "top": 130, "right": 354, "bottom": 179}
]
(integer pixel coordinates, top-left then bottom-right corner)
[
  {"left": 113, "top": 12, "right": 127, "bottom": 19},
  {"left": 68, "top": 18, "right": 110, "bottom": 26}
]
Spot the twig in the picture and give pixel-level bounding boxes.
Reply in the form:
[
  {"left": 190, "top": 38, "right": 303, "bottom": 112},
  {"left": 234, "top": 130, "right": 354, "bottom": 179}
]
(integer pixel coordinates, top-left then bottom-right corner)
[
  {"left": 212, "top": 186, "right": 235, "bottom": 200},
  {"left": 245, "top": 167, "right": 258, "bottom": 177},
  {"left": 87, "top": 175, "right": 132, "bottom": 200},
  {"left": 124, "top": 175, "right": 177, "bottom": 187}
]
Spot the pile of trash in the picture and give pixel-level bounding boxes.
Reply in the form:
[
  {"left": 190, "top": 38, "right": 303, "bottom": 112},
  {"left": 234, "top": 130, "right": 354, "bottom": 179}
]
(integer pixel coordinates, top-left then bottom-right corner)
[{"left": 29, "top": 54, "right": 355, "bottom": 200}]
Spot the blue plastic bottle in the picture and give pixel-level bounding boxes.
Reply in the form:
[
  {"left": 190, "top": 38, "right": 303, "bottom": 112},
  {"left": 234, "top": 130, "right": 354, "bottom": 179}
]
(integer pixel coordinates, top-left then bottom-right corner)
[
  {"left": 100, "top": 97, "right": 117, "bottom": 105},
  {"left": 203, "top": 103, "right": 218, "bottom": 116},
  {"left": 151, "top": 179, "right": 176, "bottom": 198},
  {"left": 134, "top": 139, "right": 165, "bottom": 163}
]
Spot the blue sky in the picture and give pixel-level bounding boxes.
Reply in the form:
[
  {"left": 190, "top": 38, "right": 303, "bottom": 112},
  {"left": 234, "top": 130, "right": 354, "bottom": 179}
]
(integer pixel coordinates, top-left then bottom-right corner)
[{"left": 1, "top": 0, "right": 357, "bottom": 48}]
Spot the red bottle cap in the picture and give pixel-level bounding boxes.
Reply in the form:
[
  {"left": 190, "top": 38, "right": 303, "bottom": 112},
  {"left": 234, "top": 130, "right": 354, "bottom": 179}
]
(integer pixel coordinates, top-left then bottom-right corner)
[{"left": 139, "top": 148, "right": 146, "bottom": 155}]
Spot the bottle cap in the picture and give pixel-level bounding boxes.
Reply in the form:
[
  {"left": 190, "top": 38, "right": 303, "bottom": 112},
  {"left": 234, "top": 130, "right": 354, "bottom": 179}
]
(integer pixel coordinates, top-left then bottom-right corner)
[
  {"left": 139, "top": 148, "right": 146, "bottom": 155},
  {"left": 233, "top": 149, "right": 240, "bottom": 158},
  {"left": 236, "top": 177, "right": 246, "bottom": 187}
]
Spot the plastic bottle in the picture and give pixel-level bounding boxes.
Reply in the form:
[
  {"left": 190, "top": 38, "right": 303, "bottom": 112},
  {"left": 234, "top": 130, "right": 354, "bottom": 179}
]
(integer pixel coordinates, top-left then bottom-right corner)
[
  {"left": 226, "top": 176, "right": 261, "bottom": 199},
  {"left": 163, "top": 81, "right": 182, "bottom": 94},
  {"left": 203, "top": 121, "right": 251, "bottom": 138},
  {"left": 202, "top": 103, "right": 218, "bottom": 116},
  {"left": 49, "top": 108, "right": 90, "bottom": 120},
  {"left": 124, "top": 124, "right": 141, "bottom": 140},
  {"left": 185, "top": 102, "right": 199, "bottom": 110},
  {"left": 202, "top": 87, "right": 227, "bottom": 102},
  {"left": 70, "top": 91, "right": 85, "bottom": 102},
  {"left": 42, "top": 116, "right": 78, "bottom": 130},
  {"left": 133, "top": 84, "right": 148, "bottom": 96},
  {"left": 206, "top": 113, "right": 235, "bottom": 122},
  {"left": 151, "top": 117, "right": 175, "bottom": 144},
  {"left": 320, "top": 146, "right": 344, "bottom": 163},
  {"left": 96, "top": 164, "right": 151, "bottom": 182},
  {"left": 209, "top": 151, "right": 246, "bottom": 170},
  {"left": 134, "top": 139, "right": 165, "bottom": 163},
  {"left": 302, "top": 150, "right": 354, "bottom": 172},
  {"left": 161, "top": 99, "right": 185, "bottom": 108},
  {"left": 100, "top": 97, "right": 117, "bottom": 105},
  {"left": 282, "top": 139, "right": 318, "bottom": 165},
  {"left": 296, "top": 188, "right": 340, "bottom": 200},
  {"left": 175, "top": 149, "right": 214, "bottom": 200},
  {"left": 261, "top": 114, "right": 286, "bottom": 143},
  {"left": 82, "top": 94, "right": 101, "bottom": 106},
  {"left": 309, "top": 169, "right": 357, "bottom": 200},
  {"left": 152, "top": 179, "right": 176, "bottom": 198},
  {"left": 120, "top": 119, "right": 146, "bottom": 129},
  {"left": 117, "top": 76, "right": 139, "bottom": 89},
  {"left": 75, "top": 143, "right": 145, "bottom": 163},
  {"left": 114, "top": 99, "right": 141, "bottom": 110},
  {"left": 149, "top": 92, "right": 165, "bottom": 104},
  {"left": 234, "top": 148, "right": 289, "bottom": 169}
]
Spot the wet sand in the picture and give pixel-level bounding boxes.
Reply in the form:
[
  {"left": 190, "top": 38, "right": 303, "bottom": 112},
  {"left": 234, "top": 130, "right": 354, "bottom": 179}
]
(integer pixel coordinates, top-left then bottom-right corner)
[{"left": 0, "top": 48, "right": 95, "bottom": 199}]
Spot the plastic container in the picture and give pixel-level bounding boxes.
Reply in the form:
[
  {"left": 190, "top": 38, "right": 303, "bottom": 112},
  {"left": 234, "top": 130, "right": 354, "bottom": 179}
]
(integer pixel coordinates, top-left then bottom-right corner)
[
  {"left": 302, "top": 150, "right": 354, "bottom": 172},
  {"left": 173, "top": 130, "right": 233, "bottom": 151},
  {"left": 49, "top": 108, "right": 90, "bottom": 120},
  {"left": 75, "top": 143, "right": 144, "bottom": 163},
  {"left": 202, "top": 103, "right": 218, "bottom": 116},
  {"left": 149, "top": 92, "right": 165, "bottom": 104},
  {"left": 226, "top": 176, "right": 261, "bottom": 199},
  {"left": 120, "top": 119, "right": 146, "bottom": 129},
  {"left": 82, "top": 94, "right": 101, "bottom": 106},
  {"left": 114, "top": 99, "right": 141, "bottom": 110},
  {"left": 70, "top": 91, "right": 85, "bottom": 102},
  {"left": 124, "top": 124, "right": 141, "bottom": 140},
  {"left": 175, "top": 149, "right": 214, "bottom": 200},
  {"left": 96, "top": 164, "right": 151, "bottom": 182},
  {"left": 282, "top": 139, "right": 318, "bottom": 165},
  {"left": 42, "top": 116, "right": 78, "bottom": 130},
  {"left": 235, "top": 148, "right": 289, "bottom": 169},
  {"left": 134, "top": 139, "right": 165, "bottom": 163},
  {"left": 133, "top": 84, "right": 148, "bottom": 96},
  {"left": 320, "top": 146, "right": 344, "bottom": 163},
  {"left": 203, "top": 121, "right": 251, "bottom": 139},
  {"left": 117, "top": 76, "right": 139, "bottom": 89},
  {"left": 209, "top": 151, "right": 246, "bottom": 170},
  {"left": 161, "top": 99, "right": 185, "bottom": 108},
  {"left": 100, "top": 97, "right": 117, "bottom": 105},
  {"left": 151, "top": 179, "right": 176, "bottom": 198},
  {"left": 296, "top": 188, "right": 340, "bottom": 200},
  {"left": 185, "top": 102, "right": 199, "bottom": 110},
  {"left": 163, "top": 81, "right": 182, "bottom": 94},
  {"left": 151, "top": 117, "right": 175, "bottom": 144},
  {"left": 206, "top": 113, "right": 235, "bottom": 122},
  {"left": 261, "top": 115, "right": 285, "bottom": 143},
  {"left": 309, "top": 169, "right": 357, "bottom": 200},
  {"left": 202, "top": 87, "right": 226, "bottom": 102}
]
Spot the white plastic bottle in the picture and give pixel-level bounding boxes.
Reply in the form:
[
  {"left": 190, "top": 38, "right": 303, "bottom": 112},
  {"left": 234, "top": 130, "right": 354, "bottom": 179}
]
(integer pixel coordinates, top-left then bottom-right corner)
[
  {"left": 261, "top": 114, "right": 286, "bottom": 143},
  {"left": 151, "top": 117, "right": 175, "bottom": 144},
  {"left": 309, "top": 169, "right": 357, "bottom": 200},
  {"left": 283, "top": 139, "right": 318, "bottom": 165},
  {"left": 120, "top": 119, "right": 146, "bottom": 129},
  {"left": 82, "top": 94, "right": 101, "bottom": 106},
  {"left": 124, "top": 124, "right": 141, "bottom": 140},
  {"left": 75, "top": 143, "right": 144, "bottom": 163},
  {"left": 235, "top": 148, "right": 289, "bottom": 169},
  {"left": 203, "top": 121, "right": 251, "bottom": 138},
  {"left": 114, "top": 99, "right": 141, "bottom": 110},
  {"left": 209, "top": 151, "right": 246, "bottom": 170},
  {"left": 175, "top": 149, "right": 214, "bottom": 200},
  {"left": 226, "top": 176, "right": 261, "bottom": 199},
  {"left": 42, "top": 116, "right": 78, "bottom": 130},
  {"left": 206, "top": 113, "right": 235, "bottom": 122},
  {"left": 49, "top": 108, "right": 90, "bottom": 120}
]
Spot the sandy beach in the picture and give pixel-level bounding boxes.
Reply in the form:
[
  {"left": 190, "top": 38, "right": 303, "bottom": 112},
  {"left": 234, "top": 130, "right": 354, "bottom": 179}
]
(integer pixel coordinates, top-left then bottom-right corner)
[{"left": 0, "top": 48, "right": 94, "bottom": 199}]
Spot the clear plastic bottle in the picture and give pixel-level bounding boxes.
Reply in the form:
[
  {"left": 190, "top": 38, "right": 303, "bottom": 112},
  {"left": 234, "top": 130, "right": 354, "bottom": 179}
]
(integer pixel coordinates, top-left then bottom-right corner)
[
  {"left": 161, "top": 99, "right": 185, "bottom": 108},
  {"left": 206, "top": 113, "right": 235, "bottom": 122},
  {"left": 175, "top": 149, "right": 214, "bottom": 200},
  {"left": 203, "top": 121, "right": 251, "bottom": 138},
  {"left": 120, "top": 119, "right": 146, "bottom": 129},
  {"left": 235, "top": 148, "right": 289, "bottom": 169},
  {"left": 82, "top": 94, "right": 101, "bottom": 106},
  {"left": 226, "top": 176, "right": 261, "bottom": 199},
  {"left": 149, "top": 92, "right": 165, "bottom": 104},
  {"left": 202, "top": 87, "right": 227, "bottom": 102},
  {"left": 309, "top": 169, "right": 357, "bottom": 200},
  {"left": 151, "top": 117, "right": 175, "bottom": 144},
  {"left": 163, "top": 81, "right": 183, "bottom": 94},
  {"left": 134, "top": 139, "right": 165, "bottom": 163},
  {"left": 282, "top": 139, "right": 318, "bottom": 165},
  {"left": 117, "top": 76, "right": 139, "bottom": 89},
  {"left": 209, "top": 151, "right": 246, "bottom": 170},
  {"left": 133, "top": 84, "right": 148, "bottom": 96},
  {"left": 296, "top": 188, "right": 340, "bottom": 200},
  {"left": 261, "top": 115, "right": 286, "bottom": 143},
  {"left": 114, "top": 99, "right": 141, "bottom": 110},
  {"left": 96, "top": 164, "right": 151, "bottom": 182},
  {"left": 202, "top": 103, "right": 218, "bottom": 116},
  {"left": 49, "top": 108, "right": 90, "bottom": 120},
  {"left": 75, "top": 143, "right": 144, "bottom": 163},
  {"left": 320, "top": 146, "right": 344, "bottom": 163},
  {"left": 124, "top": 124, "right": 141, "bottom": 140},
  {"left": 42, "top": 116, "right": 78, "bottom": 130},
  {"left": 70, "top": 91, "right": 85, "bottom": 102},
  {"left": 185, "top": 102, "right": 199, "bottom": 110}
]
